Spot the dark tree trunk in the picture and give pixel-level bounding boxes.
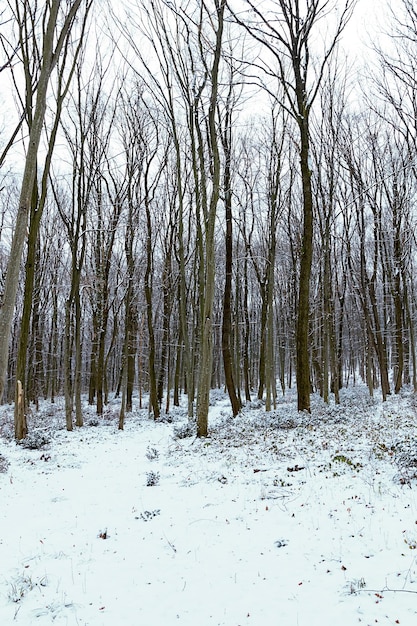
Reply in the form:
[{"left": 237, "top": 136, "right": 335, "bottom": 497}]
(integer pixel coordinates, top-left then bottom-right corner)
[
  {"left": 221, "top": 101, "right": 241, "bottom": 417},
  {"left": 296, "top": 119, "right": 313, "bottom": 412}
]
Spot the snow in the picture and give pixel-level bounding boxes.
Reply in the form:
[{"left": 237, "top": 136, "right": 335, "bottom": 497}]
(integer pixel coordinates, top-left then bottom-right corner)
[{"left": 1, "top": 387, "right": 417, "bottom": 625}]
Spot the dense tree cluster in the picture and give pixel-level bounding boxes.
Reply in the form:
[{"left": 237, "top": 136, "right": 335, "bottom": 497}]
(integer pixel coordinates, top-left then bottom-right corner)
[{"left": 1, "top": 0, "right": 417, "bottom": 438}]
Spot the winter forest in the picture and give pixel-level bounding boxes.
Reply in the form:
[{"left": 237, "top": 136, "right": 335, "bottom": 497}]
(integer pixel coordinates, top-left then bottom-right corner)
[
  {"left": 0, "top": 0, "right": 416, "bottom": 439},
  {"left": 4, "top": 2, "right": 417, "bottom": 624}
]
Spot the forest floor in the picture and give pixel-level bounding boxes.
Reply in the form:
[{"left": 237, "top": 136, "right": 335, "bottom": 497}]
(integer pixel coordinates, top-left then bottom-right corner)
[{"left": 1, "top": 386, "right": 417, "bottom": 625}]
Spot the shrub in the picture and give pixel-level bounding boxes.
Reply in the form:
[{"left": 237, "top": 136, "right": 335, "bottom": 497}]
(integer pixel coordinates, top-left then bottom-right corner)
[
  {"left": 146, "top": 471, "right": 160, "bottom": 486},
  {"left": 173, "top": 422, "right": 194, "bottom": 439},
  {"left": 0, "top": 453, "right": 9, "bottom": 473},
  {"left": 158, "top": 413, "right": 173, "bottom": 424},
  {"left": 146, "top": 446, "right": 159, "bottom": 461},
  {"left": 137, "top": 509, "right": 161, "bottom": 521},
  {"left": 0, "top": 419, "right": 14, "bottom": 441},
  {"left": 18, "top": 431, "right": 50, "bottom": 450},
  {"left": 393, "top": 440, "right": 417, "bottom": 484}
]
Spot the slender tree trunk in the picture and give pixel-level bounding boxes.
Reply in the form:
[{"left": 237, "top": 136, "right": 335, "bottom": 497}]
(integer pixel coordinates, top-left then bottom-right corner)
[
  {"left": 74, "top": 288, "right": 83, "bottom": 427},
  {"left": 0, "top": 0, "right": 83, "bottom": 402},
  {"left": 265, "top": 287, "right": 276, "bottom": 412},
  {"left": 242, "top": 251, "right": 251, "bottom": 402},
  {"left": 196, "top": 0, "right": 226, "bottom": 437},
  {"left": 404, "top": 278, "right": 417, "bottom": 392},
  {"left": 15, "top": 380, "right": 26, "bottom": 440},
  {"left": 144, "top": 195, "right": 160, "bottom": 420},
  {"left": 96, "top": 303, "right": 108, "bottom": 416},
  {"left": 157, "top": 240, "right": 173, "bottom": 407},
  {"left": 28, "top": 265, "right": 44, "bottom": 409},
  {"left": 322, "top": 222, "right": 331, "bottom": 404},
  {"left": 257, "top": 285, "right": 268, "bottom": 401},
  {"left": 126, "top": 305, "right": 137, "bottom": 413},
  {"left": 221, "top": 102, "right": 241, "bottom": 416},
  {"left": 368, "top": 278, "right": 390, "bottom": 400},
  {"left": 48, "top": 286, "right": 58, "bottom": 402},
  {"left": 119, "top": 339, "right": 128, "bottom": 431},
  {"left": 173, "top": 292, "right": 182, "bottom": 407},
  {"left": 88, "top": 314, "right": 98, "bottom": 404},
  {"left": 296, "top": 119, "right": 313, "bottom": 412},
  {"left": 14, "top": 180, "right": 39, "bottom": 434},
  {"left": 392, "top": 215, "right": 404, "bottom": 393},
  {"left": 64, "top": 294, "right": 74, "bottom": 431}
]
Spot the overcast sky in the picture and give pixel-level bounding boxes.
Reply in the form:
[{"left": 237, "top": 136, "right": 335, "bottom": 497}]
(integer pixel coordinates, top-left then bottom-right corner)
[{"left": 342, "top": 0, "right": 390, "bottom": 53}]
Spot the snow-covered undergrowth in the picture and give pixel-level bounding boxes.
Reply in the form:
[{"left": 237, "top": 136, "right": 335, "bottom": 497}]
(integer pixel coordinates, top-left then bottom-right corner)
[{"left": 1, "top": 386, "right": 417, "bottom": 625}]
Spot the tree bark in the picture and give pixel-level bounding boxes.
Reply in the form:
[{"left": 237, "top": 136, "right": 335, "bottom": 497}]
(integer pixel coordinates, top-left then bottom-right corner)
[
  {"left": 221, "top": 95, "right": 241, "bottom": 417},
  {"left": 144, "top": 190, "right": 160, "bottom": 420},
  {"left": 196, "top": 0, "right": 226, "bottom": 437},
  {"left": 296, "top": 118, "right": 313, "bottom": 412}
]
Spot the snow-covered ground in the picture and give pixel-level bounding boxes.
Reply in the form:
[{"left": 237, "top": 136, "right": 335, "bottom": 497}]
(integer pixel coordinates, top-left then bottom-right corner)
[{"left": 1, "top": 386, "right": 417, "bottom": 625}]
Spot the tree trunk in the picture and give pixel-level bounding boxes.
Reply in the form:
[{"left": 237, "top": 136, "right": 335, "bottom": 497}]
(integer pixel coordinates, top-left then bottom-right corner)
[
  {"left": 242, "top": 251, "right": 251, "bottom": 402},
  {"left": 15, "top": 380, "right": 26, "bottom": 441},
  {"left": 74, "top": 287, "right": 83, "bottom": 426},
  {"left": 14, "top": 179, "right": 40, "bottom": 435},
  {"left": 221, "top": 102, "right": 241, "bottom": 417},
  {"left": 64, "top": 293, "right": 74, "bottom": 431},
  {"left": 0, "top": 0, "right": 83, "bottom": 402},
  {"left": 368, "top": 278, "right": 390, "bottom": 400},
  {"left": 144, "top": 195, "right": 160, "bottom": 420},
  {"left": 196, "top": 0, "right": 226, "bottom": 437},
  {"left": 157, "top": 240, "right": 173, "bottom": 408},
  {"left": 296, "top": 119, "right": 313, "bottom": 412}
]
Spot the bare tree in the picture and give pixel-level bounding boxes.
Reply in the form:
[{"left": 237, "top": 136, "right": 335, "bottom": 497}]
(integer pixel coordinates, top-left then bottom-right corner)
[
  {"left": 13, "top": 2, "right": 92, "bottom": 437},
  {"left": 368, "top": 0, "right": 417, "bottom": 393},
  {"left": 116, "top": 0, "right": 228, "bottom": 435},
  {"left": 53, "top": 54, "right": 106, "bottom": 430},
  {"left": 228, "top": 0, "right": 356, "bottom": 412},
  {"left": 220, "top": 56, "right": 242, "bottom": 416},
  {"left": 310, "top": 57, "right": 349, "bottom": 403},
  {"left": 341, "top": 114, "right": 392, "bottom": 400},
  {"left": 115, "top": 0, "right": 197, "bottom": 419},
  {"left": 0, "top": 0, "right": 86, "bottom": 405}
]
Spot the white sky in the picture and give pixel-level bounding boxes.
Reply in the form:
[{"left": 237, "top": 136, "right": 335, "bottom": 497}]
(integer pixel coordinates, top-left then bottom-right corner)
[{"left": 341, "top": 0, "right": 390, "bottom": 53}]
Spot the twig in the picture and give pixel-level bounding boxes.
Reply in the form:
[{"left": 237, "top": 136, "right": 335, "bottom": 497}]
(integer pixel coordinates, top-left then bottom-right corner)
[
  {"left": 164, "top": 532, "right": 177, "bottom": 553},
  {"left": 360, "top": 586, "right": 417, "bottom": 595}
]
